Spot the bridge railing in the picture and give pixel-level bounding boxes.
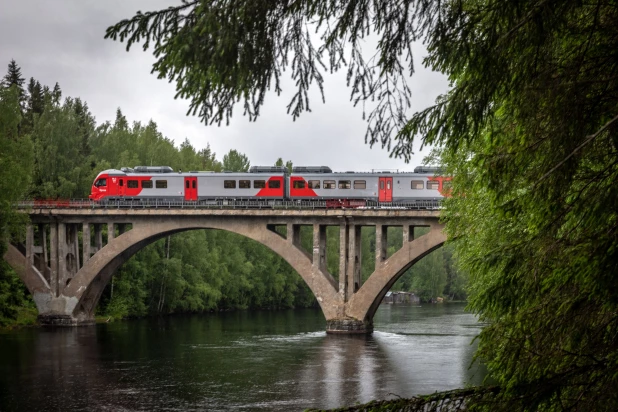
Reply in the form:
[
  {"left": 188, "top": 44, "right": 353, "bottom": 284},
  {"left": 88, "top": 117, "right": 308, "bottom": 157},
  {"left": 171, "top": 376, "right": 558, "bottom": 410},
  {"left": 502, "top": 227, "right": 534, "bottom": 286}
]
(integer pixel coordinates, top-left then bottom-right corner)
[{"left": 15, "top": 199, "right": 442, "bottom": 210}]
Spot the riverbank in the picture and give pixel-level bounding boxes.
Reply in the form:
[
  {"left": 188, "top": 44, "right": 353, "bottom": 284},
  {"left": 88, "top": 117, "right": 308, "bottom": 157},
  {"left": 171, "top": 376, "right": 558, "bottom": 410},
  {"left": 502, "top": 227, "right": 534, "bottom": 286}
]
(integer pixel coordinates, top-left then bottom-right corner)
[
  {"left": 0, "top": 306, "right": 38, "bottom": 329},
  {"left": 1, "top": 300, "right": 468, "bottom": 330}
]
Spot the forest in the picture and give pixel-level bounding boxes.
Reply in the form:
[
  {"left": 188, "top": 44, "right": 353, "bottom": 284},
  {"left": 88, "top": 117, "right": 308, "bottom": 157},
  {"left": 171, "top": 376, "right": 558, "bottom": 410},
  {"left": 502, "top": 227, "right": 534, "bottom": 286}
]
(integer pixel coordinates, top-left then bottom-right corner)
[{"left": 0, "top": 60, "right": 465, "bottom": 327}]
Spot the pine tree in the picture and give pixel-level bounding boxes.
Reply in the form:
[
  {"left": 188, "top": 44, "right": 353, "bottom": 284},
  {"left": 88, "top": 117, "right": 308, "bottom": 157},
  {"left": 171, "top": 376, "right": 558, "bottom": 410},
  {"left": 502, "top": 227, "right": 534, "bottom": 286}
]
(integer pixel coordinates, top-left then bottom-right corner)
[
  {"left": 26, "top": 78, "right": 44, "bottom": 115},
  {"left": 2, "top": 60, "right": 25, "bottom": 89},
  {"left": 2, "top": 60, "right": 26, "bottom": 110},
  {"left": 25, "top": 78, "right": 44, "bottom": 131},
  {"left": 51, "top": 82, "right": 62, "bottom": 105},
  {"left": 73, "top": 98, "right": 93, "bottom": 158}
]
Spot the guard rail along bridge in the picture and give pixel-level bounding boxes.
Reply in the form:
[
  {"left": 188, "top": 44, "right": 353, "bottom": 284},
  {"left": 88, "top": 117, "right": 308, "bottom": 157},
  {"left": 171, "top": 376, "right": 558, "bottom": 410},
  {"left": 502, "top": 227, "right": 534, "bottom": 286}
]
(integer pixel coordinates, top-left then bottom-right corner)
[{"left": 5, "top": 200, "right": 445, "bottom": 334}]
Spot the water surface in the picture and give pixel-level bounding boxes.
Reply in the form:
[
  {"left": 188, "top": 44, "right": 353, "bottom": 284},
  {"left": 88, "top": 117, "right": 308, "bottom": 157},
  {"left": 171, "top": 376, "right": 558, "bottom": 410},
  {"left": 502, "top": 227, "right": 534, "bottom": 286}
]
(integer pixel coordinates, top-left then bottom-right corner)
[{"left": 0, "top": 303, "right": 484, "bottom": 411}]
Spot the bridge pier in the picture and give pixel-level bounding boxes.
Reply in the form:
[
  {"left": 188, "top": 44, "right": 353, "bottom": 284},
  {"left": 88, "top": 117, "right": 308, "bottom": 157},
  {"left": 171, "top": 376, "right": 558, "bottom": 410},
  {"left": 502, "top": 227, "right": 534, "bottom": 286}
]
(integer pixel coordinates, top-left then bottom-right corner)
[
  {"left": 326, "top": 318, "right": 373, "bottom": 334},
  {"left": 5, "top": 208, "right": 445, "bottom": 332},
  {"left": 36, "top": 299, "right": 94, "bottom": 326}
]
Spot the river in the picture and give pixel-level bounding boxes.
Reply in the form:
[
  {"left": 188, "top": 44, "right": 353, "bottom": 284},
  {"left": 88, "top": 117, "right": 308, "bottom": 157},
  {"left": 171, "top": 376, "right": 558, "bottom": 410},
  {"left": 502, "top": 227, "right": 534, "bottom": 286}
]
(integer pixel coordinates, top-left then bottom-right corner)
[{"left": 0, "top": 303, "right": 485, "bottom": 411}]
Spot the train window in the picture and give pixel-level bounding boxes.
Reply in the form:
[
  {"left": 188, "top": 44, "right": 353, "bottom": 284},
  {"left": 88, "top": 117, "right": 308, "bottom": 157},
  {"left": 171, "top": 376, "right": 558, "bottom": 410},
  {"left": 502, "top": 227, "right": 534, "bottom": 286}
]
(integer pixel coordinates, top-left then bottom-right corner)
[
  {"left": 427, "top": 180, "right": 439, "bottom": 190},
  {"left": 254, "top": 180, "right": 266, "bottom": 188},
  {"left": 128, "top": 180, "right": 139, "bottom": 188},
  {"left": 95, "top": 178, "right": 106, "bottom": 187},
  {"left": 142, "top": 180, "right": 153, "bottom": 189},
  {"left": 156, "top": 180, "right": 168, "bottom": 189},
  {"left": 380, "top": 181, "right": 384, "bottom": 190},
  {"left": 268, "top": 180, "right": 281, "bottom": 189},
  {"left": 308, "top": 180, "right": 320, "bottom": 189},
  {"left": 323, "top": 180, "right": 336, "bottom": 189},
  {"left": 239, "top": 180, "right": 251, "bottom": 189},
  {"left": 119, "top": 179, "right": 124, "bottom": 187},
  {"left": 338, "top": 180, "right": 351, "bottom": 189},
  {"left": 186, "top": 180, "right": 190, "bottom": 189},
  {"left": 353, "top": 180, "right": 366, "bottom": 189},
  {"left": 411, "top": 180, "right": 424, "bottom": 190},
  {"left": 192, "top": 180, "right": 196, "bottom": 189},
  {"left": 224, "top": 180, "right": 236, "bottom": 189},
  {"left": 293, "top": 180, "right": 306, "bottom": 189}
]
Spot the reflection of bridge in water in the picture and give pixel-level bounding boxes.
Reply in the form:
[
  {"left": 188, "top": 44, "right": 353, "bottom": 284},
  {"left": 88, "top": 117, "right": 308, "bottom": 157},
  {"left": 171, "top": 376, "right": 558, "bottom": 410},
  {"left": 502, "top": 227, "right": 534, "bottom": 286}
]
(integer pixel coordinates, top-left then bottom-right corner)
[
  {"left": 0, "top": 306, "right": 483, "bottom": 410},
  {"left": 5, "top": 204, "right": 445, "bottom": 333}
]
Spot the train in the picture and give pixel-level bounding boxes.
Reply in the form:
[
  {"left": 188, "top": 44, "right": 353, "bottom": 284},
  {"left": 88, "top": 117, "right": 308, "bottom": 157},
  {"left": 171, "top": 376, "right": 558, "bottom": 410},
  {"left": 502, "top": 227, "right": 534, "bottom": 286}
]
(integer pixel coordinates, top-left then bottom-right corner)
[{"left": 88, "top": 165, "right": 450, "bottom": 208}]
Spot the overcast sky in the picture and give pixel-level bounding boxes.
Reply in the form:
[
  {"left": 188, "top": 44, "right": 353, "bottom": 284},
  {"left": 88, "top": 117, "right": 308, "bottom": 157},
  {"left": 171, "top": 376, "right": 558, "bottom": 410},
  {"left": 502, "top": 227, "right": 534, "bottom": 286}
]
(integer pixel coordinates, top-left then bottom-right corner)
[{"left": 0, "top": 0, "right": 448, "bottom": 172}]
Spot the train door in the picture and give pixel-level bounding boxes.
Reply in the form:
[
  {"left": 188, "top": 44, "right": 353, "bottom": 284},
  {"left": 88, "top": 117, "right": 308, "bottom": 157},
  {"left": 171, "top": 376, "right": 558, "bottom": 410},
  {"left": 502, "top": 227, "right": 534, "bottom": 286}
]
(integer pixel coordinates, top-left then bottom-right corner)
[
  {"left": 378, "top": 177, "right": 393, "bottom": 202},
  {"left": 107, "top": 176, "right": 118, "bottom": 197},
  {"left": 118, "top": 178, "right": 125, "bottom": 197},
  {"left": 184, "top": 177, "right": 197, "bottom": 201}
]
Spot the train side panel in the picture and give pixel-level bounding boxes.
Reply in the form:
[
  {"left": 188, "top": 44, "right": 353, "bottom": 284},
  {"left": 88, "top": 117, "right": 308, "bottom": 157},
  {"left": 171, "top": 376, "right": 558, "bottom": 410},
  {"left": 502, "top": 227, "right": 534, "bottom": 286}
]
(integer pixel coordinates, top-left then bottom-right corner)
[
  {"left": 288, "top": 173, "right": 449, "bottom": 203},
  {"left": 289, "top": 173, "right": 380, "bottom": 200},
  {"left": 391, "top": 174, "right": 441, "bottom": 202},
  {"left": 197, "top": 173, "right": 285, "bottom": 200}
]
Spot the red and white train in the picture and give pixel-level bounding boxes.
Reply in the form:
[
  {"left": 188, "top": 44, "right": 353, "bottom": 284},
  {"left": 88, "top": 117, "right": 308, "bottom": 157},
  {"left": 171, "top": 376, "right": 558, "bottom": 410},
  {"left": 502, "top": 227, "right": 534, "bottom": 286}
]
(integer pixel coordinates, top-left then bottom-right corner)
[{"left": 89, "top": 165, "right": 450, "bottom": 208}]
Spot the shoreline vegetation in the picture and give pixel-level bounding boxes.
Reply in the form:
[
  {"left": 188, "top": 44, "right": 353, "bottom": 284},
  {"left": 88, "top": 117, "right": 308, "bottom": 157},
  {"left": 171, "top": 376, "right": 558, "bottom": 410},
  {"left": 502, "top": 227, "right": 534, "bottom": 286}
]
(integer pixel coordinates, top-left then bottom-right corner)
[{"left": 0, "top": 291, "right": 468, "bottom": 331}]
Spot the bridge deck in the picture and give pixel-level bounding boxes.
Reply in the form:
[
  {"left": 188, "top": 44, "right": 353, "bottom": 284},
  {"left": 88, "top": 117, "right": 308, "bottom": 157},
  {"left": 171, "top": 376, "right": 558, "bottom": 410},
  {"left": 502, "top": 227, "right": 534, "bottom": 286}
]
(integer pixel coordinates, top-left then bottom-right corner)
[{"left": 23, "top": 207, "right": 441, "bottom": 220}]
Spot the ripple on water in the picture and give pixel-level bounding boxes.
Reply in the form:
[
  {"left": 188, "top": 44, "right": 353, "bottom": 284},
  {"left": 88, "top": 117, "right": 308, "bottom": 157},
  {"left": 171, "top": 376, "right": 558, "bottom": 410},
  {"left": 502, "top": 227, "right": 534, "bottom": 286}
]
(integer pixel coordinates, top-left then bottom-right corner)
[{"left": 0, "top": 304, "right": 484, "bottom": 411}]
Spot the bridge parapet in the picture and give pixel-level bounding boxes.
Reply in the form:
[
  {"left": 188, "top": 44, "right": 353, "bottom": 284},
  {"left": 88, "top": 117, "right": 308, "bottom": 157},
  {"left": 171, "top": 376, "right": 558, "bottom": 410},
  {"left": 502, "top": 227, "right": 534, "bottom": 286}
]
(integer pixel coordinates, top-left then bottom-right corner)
[{"left": 5, "top": 207, "right": 445, "bottom": 333}]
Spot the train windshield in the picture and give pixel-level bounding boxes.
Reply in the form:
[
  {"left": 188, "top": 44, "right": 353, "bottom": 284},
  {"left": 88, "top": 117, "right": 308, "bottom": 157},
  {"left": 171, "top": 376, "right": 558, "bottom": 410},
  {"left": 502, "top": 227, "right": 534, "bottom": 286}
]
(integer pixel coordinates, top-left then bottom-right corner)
[{"left": 94, "top": 178, "right": 107, "bottom": 187}]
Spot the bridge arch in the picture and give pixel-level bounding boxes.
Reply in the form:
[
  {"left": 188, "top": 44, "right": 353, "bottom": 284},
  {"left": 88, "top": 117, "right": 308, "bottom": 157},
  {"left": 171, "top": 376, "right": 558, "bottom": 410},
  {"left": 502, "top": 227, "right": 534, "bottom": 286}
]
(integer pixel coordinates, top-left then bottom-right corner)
[
  {"left": 63, "top": 218, "right": 342, "bottom": 322},
  {"left": 345, "top": 228, "right": 447, "bottom": 323}
]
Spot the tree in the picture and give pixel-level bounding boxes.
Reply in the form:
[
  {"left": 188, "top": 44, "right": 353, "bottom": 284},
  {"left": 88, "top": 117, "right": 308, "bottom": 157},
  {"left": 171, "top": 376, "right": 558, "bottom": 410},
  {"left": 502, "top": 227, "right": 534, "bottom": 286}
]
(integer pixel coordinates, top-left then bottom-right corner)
[
  {"left": 0, "top": 85, "right": 34, "bottom": 325},
  {"left": 2, "top": 60, "right": 26, "bottom": 111},
  {"left": 274, "top": 157, "right": 293, "bottom": 173},
  {"left": 107, "top": 1, "right": 618, "bottom": 410},
  {"left": 26, "top": 78, "right": 44, "bottom": 119},
  {"left": 197, "top": 144, "right": 221, "bottom": 172},
  {"left": 425, "top": 2, "right": 618, "bottom": 410},
  {"left": 2, "top": 60, "right": 25, "bottom": 90},
  {"left": 222, "top": 149, "right": 250, "bottom": 172},
  {"left": 30, "top": 97, "right": 97, "bottom": 198},
  {"left": 51, "top": 82, "right": 62, "bottom": 106}
]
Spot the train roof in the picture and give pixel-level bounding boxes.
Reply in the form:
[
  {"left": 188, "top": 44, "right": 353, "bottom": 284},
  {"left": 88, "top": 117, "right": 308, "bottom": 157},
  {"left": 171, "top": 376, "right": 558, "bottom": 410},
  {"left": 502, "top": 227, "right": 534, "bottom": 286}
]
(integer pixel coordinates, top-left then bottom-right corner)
[
  {"left": 96, "top": 168, "right": 287, "bottom": 178},
  {"left": 289, "top": 171, "right": 445, "bottom": 176},
  {"left": 95, "top": 165, "right": 445, "bottom": 178}
]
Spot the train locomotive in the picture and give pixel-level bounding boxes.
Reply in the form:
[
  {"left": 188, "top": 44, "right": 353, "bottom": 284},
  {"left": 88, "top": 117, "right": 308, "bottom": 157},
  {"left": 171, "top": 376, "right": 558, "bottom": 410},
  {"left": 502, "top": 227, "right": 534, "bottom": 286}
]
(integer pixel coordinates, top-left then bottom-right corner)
[{"left": 89, "top": 165, "right": 450, "bottom": 208}]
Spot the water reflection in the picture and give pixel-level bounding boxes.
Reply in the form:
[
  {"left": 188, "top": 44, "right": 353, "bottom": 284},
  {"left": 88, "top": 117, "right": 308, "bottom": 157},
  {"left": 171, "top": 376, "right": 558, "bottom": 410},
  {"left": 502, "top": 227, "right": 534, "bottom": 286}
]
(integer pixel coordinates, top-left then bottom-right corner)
[{"left": 0, "top": 304, "right": 484, "bottom": 411}]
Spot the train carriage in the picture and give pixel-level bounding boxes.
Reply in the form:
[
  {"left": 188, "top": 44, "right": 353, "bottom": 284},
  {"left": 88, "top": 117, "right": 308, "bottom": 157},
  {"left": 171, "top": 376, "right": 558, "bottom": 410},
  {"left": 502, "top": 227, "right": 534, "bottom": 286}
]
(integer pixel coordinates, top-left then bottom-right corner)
[
  {"left": 90, "top": 166, "right": 287, "bottom": 203},
  {"left": 287, "top": 166, "right": 450, "bottom": 207},
  {"left": 89, "top": 165, "right": 449, "bottom": 208},
  {"left": 195, "top": 170, "right": 286, "bottom": 202}
]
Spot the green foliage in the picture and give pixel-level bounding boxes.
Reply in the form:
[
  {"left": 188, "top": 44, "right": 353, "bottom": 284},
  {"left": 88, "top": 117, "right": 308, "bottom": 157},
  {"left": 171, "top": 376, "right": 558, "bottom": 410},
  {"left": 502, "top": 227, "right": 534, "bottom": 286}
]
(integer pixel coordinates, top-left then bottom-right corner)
[
  {"left": 107, "top": 1, "right": 618, "bottom": 409},
  {"left": 104, "top": 0, "right": 430, "bottom": 147},
  {"left": 222, "top": 149, "right": 250, "bottom": 172},
  {"left": 394, "top": 250, "right": 449, "bottom": 303},
  {"left": 0, "top": 79, "right": 35, "bottom": 326},
  {"left": 275, "top": 157, "right": 293, "bottom": 173},
  {"left": 30, "top": 97, "right": 96, "bottom": 198},
  {"left": 1, "top": 60, "right": 26, "bottom": 109},
  {"left": 421, "top": 2, "right": 618, "bottom": 410},
  {"left": 0, "top": 262, "right": 36, "bottom": 327}
]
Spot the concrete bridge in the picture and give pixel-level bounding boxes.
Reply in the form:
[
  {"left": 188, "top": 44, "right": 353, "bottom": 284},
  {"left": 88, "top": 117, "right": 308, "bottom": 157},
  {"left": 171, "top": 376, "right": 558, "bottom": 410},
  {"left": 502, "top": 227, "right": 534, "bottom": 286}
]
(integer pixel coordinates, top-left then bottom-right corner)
[{"left": 4, "top": 207, "right": 445, "bottom": 334}]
